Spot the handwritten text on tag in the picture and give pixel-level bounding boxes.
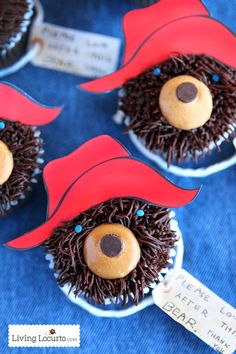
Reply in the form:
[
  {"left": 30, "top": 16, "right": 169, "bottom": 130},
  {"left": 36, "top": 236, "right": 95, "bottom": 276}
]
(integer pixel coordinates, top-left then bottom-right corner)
[
  {"left": 153, "top": 269, "right": 236, "bottom": 354},
  {"left": 31, "top": 23, "right": 121, "bottom": 78}
]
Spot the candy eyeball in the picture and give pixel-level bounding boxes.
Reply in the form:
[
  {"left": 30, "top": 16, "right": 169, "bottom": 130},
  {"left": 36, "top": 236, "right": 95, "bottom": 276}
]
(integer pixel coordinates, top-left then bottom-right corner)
[
  {"left": 211, "top": 74, "right": 221, "bottom": 83},
  {"left": 0, "top": 121, "right": 6, "bottom": 130}
]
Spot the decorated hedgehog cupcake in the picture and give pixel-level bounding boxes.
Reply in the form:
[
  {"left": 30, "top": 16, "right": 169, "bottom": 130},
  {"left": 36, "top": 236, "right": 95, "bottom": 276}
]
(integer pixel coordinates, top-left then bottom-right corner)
[
  {"left": 0, "top": 0, "right": 36, "bottom": 68},
  {"left": 6, "top": 136, "right": 199, "bottom": 307},
  {"left": 81, "top": 0, "right": 236, "bottom": 177},
  {"left": 0, "top": 83, "right": 61, "bottom": 215}
]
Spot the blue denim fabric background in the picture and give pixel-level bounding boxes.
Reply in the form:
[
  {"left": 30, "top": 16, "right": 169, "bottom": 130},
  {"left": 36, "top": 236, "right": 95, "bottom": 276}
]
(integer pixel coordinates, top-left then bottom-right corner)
[{"left": 1, "top": 1, "right": 236, "bottom": 353}]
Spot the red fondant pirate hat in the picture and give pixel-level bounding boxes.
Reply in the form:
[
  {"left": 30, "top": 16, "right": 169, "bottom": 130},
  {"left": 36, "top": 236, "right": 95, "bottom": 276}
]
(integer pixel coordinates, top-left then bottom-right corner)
[
  {"left": 81, "top": 0, "right": 236, "bottom": 93},
  {"left": 6, "top": 135, "right": 199, "bottom": 249},
  {"left": 0, "top": 83, "right": 62, "bottom": 125}
]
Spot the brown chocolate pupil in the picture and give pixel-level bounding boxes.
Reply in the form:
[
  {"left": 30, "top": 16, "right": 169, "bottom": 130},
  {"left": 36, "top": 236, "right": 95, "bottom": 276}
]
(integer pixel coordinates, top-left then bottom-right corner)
[
  {"left": 100, "top": 234, "right": 122, "bottom": 257},
  {"left": 176, "top": 82, "right": 198, "bottom": 103}
]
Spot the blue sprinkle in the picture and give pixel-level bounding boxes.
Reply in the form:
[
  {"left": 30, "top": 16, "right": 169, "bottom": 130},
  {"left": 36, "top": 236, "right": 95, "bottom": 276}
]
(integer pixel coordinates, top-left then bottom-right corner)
[
  {"left": 153, "top": 67, "right": 161, "bottom": 76},
  {"left": 136, "top": 209, "right": 145, "bottom": 217},
  {"left": 0, "top": 121, "right": 5, "bottom": 129},
  {"left": 211, "top": 74, "right": 220, "bottom": 83},
  {"left": 75, "top": 225, "right": 83, "bottom": 233}
]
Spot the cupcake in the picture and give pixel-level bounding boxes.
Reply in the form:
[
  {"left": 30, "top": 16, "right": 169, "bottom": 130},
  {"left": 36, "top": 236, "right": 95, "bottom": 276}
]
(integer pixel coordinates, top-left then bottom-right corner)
[
  {"left": 0, "top": 0, "right": 35, "bottom": 68},
  {"left": 0, "top": 82, "right": 61, "bottom": 215},
  {"left": 81, "top": 0, "right": 236, "bottom": 175},
  {"left": 6, "top": 136, "right": 199, "bottom": 307}
]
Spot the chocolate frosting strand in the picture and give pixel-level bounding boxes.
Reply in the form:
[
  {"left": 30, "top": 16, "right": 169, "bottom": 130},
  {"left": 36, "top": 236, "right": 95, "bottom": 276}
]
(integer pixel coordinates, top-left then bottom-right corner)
[
  {"left": 120, "top": 54, "right": 236, "bottom": 165},
  {"left": 0, "top": 120, "right": 43, "bottom": 215},
  {"left": 44, "top": 198, "right": 177, "bottom": 306},
  {"left": 0, "top": 0, "right": 34, "bottom": 50}
]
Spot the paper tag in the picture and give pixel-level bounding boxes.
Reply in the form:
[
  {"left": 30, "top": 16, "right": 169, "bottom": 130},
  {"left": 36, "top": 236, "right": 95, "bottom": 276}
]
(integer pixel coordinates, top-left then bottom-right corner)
[
  {"left": 30, "top": 23, "right": 121, "bottom": 78},
  {"left": 153, "top": 269, "right": 236, "bottom": 354}
]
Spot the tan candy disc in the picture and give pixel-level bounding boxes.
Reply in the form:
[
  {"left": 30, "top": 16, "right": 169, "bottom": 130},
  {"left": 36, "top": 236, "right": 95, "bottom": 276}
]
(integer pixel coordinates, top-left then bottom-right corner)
[
  {"left": 159, "top": 75, "right": 213, "bottom": 130},
  {"left": 0, "top": 140, "right": 14, "bottom": 185},
  {"left": 83, "top": 224, "right": 141, "bottom": 279}
]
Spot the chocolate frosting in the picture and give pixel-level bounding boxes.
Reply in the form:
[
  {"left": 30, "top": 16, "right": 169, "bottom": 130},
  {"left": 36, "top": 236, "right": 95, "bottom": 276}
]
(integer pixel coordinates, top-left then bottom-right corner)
[
  {"left": 0, "top": 0, "right": 34, "bottom": 52},
  {"left": 0, "top": 119, "right": 43, "bottom": 215}
]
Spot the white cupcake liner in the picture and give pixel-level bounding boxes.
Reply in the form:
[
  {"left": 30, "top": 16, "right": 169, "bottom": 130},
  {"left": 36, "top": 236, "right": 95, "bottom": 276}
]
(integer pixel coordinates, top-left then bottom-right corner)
[
  {"left": 114, "top": 92, "right": 236, "bottom": 177},
  {"left": 45, "top": 213, "right": 184, "bottom": 318},
  {"left": 0, "top": 0, "right": 44, "bottom": 79},
  {"left": 128, "top": 128, "right": 236, "bottom": 178}
]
